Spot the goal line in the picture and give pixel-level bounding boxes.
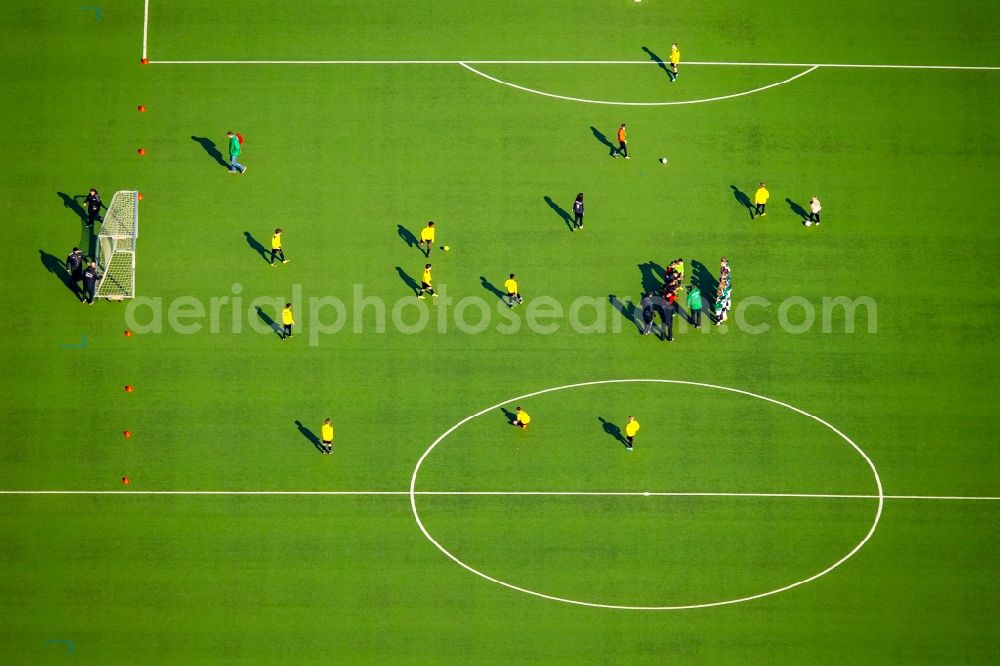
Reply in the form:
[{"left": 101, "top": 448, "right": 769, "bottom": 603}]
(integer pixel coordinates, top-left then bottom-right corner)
[{"left": 143, "top": 59, "right": 1000, "bottom": 70}]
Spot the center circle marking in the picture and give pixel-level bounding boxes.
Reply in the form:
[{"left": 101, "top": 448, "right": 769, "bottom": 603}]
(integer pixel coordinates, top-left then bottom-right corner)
[{"left": 409, "top": 379, "right": 884, "bottom": 610}]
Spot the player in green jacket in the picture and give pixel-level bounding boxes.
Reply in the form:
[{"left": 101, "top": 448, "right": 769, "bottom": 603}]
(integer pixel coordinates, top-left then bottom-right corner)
[
  {"left": 227, "top": 131, "right": 246, "bottom": 174},
  {"left": 686, "top": 285, "right": 702, "bottom": 328}
]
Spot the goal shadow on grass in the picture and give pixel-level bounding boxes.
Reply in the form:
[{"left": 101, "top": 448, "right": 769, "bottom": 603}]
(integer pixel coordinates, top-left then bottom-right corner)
[
  {"left": 294, "top": 420, "right": 326, "bottom": 454},
  {"left": 191, "top": 136, "right": 228, "bottom": 167},
  {"left": 38, "top": 250, "right": 82, "bottom": 301}
]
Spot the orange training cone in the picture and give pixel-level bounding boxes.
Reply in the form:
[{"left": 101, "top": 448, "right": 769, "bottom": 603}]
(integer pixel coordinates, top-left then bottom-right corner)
[
  {"left": 137, "top": 148, "right": 146, "bottom": 156},
  {"left": 124, "top": 385, "right": 134, "bottom": 393},
  {"left": 137, "top": 192, "right": 144, "bottom": 201},
  {"left": 141, "top": 58, "right": 149, "bottom": 65},
  {"left": 122, "top": 476, "right": 131, "bottom": 485},
  {"left": 124, "top": 329, "right": 133, "bottom": 337},
  {"left": 137, "top": 104, "right": 146, "bottom": 112},
  {"left": 123, "top": 430, "right": 133, "bottom": 439}
]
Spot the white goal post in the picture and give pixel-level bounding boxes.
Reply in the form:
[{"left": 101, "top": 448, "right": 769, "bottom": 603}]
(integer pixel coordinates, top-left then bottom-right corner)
[{"left": 95, "top": 190, "right": 139, "bottom": 300}]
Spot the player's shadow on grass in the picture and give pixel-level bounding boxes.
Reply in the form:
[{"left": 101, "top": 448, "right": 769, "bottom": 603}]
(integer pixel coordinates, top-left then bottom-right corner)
[
  {"left": 730, "top": 185, "right": 754, "bottom": 220},
  {"left": 397, "top": 224, "right": 418, "bottom": 248},
  {"left": 57, "top": 192, "right": 88, "bottom": 224},
  {"left": 641, "top": 46, "right": 670, "bottom": 79},
  {"left": 691, "top": 260, "right": 718, "bottom": 319},
  {"left": 691, "top": 259, "right": 718, "bottom": 292},
  {"left": 243, "top": 231, "right": 270, "bottom": 264},
  {"left": 590, "top": 126, "right": 617, "bottom": 157},
  {"left": 609, "top": 295, "right": 642, "bottom": 333},
  {"left": 786, "top": 197, "right": 808, "bottom": 221},
  {"left": 58, "top": 192, "right": 96, "bottom": 256},
  {"left": 480, "top": 276, "right": 505, "bottom": 302},
  {"left": 396, "top": 266, "right": 419, "bottom": 295},
  {"left": 39, "top": 250, "right": 82, "bottom": 301},
  {"left": 597, "top": 416, "right": 629, "bottom": 448},
  {"left": 637, "top": 261, "right": 665, "bottom": 294},
  {"left": 500, "top": 407, "right": 518, "bottom": 425},
  {"left": 255, "top": 306, "right": 283, "bottom": 338},
  {"left": 191, "top": 136, "right": 228, "bottom": 167},
  {"left": 542, "top": 196, "right": 575, "bottom": 231},
  {"left": 294, "top": 420, "right": 326, "bottom": 454}
]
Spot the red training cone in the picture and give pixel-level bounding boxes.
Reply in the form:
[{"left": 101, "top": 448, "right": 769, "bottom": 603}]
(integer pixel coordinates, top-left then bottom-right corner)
[{"left": 124, "top": 385, "right": 134, "bottom": 393}]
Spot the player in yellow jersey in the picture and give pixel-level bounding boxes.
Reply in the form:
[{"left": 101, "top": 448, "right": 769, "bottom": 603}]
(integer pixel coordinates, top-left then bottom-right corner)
[
  {"left": 624, "top": 415, "right": 640, "bottom": 451},
  {"left": 419, "top": 221, "right": 436, "bottom": 257},
  {"left": 754, "top": 182, "right": 770, "bottom": 218},
  {"left": 281, "top": 303, "right": 294, "bottom": 340},
  {"left": 270, "top": 228, "right": 288, "bottom": 266},
  {"left": 503, "top": 273, "right": 522, "bottom": 308},
  {"left": 514, "top": 406, "right": 531, "bottom": 430},
  {"left": 320, "top": 418, "right": 334, "bottom": 455},
  {"left": 669, "top": 42, "right": 680, "bottom": 82},
  {"left": 416, "top": 263, "right": 437, "bottom": 299}
]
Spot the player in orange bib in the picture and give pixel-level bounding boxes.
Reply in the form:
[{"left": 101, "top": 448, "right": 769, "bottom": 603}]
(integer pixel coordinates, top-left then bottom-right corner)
[{"left": 615, "top": 123, "right": 629, "bottom": 159}]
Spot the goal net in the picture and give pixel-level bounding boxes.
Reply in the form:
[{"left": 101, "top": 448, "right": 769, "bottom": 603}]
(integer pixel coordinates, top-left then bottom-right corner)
[{"left": 95, "top": 190, "right": 139, "bottom": 300}]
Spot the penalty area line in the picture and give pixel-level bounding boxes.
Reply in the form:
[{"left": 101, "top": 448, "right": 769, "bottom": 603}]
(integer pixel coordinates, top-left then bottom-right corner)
[{"left": 0, "top": 490, "right": 996, "bottom": 500}]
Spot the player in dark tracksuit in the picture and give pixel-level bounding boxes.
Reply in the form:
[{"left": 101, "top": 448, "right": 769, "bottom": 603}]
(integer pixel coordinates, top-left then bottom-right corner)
[
  {"left": 81, "top": 261, "right": 101, "bottom": 304},
  {"left": 85, "top": 189, "right": 103, "bottom": 227},
  {"left": 640, "top": 292, "right": 655, "bottom": 335},
  {"left": 66, "top": 247, "right": 85, "bottom": 299},
  {"left": 659, "top": 295, "right": 675, "bottom": 342},
  {"left": 572, "top": 193, "right": 584, "bottom": 230}
]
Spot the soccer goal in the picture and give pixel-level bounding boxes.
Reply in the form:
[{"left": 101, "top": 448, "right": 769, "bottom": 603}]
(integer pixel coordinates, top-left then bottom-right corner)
[{"left": 95, "top": 190, "right": 139, "bottom": 300}]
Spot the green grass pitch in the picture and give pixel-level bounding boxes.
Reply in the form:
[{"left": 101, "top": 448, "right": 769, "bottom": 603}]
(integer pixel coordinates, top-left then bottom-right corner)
[{"left": 2, "top": 0, "right": 999, "bottom": 662}]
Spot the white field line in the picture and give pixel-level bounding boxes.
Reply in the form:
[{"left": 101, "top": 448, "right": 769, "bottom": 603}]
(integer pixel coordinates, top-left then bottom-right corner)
[
  {"left": 142, "top": 0, "right": 150, "bottom": 60},
  {"left": 459, "top": 61, "right": 818, "bottom": 106},
  {"left": 0, "top": 490, "right": 996, "bottom": 500},
  {"left": 144, "top": 60, "right": 1000, "bottom": 70}
]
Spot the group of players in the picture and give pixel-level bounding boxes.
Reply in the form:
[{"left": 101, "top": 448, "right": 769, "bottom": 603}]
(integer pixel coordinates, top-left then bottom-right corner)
[
  {"left": 63, "top": 188, "right": 106, "bottom": 304},
  {"left": 410, "top": 221, "right": 525, "bottom": 309},
  {"left": 637, "top": 257, "right": 732, "bottom": 342}
]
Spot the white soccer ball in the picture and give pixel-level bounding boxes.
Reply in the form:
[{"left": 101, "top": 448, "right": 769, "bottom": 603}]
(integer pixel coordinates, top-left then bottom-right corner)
[
  {"left": 804, "top": 220, "right": 813, "bottom": 227},
  {"left": 659, "top": 157, "right": 668, "bottom": 164}
]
